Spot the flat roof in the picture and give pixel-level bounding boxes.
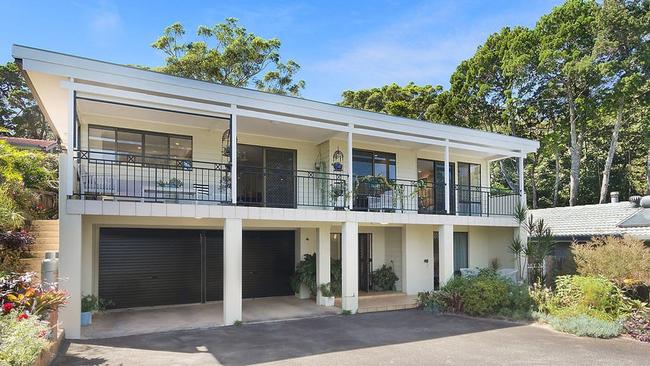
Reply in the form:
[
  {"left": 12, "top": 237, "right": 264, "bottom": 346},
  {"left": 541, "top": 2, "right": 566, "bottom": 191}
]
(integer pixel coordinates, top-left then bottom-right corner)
[{"left": 12, "top": 44, "right": 539, "bottom": 155}]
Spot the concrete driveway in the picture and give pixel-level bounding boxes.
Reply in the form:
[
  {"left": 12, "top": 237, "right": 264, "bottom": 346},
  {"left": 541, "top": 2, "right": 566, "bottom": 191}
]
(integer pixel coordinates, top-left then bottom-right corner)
[{"left": 55, "top": 310, "right": 649, "bottom": 366}]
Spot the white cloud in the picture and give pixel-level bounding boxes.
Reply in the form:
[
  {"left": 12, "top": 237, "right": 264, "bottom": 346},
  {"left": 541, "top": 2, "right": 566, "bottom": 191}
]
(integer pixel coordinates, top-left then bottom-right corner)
[
  {"left": 307, "top": 1, "right": 553, "bottom": 99},
  {"left": 87, "top": 1, "right": 122, "bottom": 41}
]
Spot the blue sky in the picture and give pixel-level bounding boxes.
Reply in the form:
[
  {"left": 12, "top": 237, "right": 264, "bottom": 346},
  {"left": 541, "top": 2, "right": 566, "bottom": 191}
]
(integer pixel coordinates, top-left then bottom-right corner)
[{"left": 2, "top": 0, "right": 563, "bottom": 102}]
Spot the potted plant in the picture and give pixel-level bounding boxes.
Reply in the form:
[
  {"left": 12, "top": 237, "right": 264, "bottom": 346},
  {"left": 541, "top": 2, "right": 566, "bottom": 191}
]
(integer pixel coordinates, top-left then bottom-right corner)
[
  {"left": 319, "top": 283, "right": 335, "bottom": 306},
  {"left": 370, "top": 263, "right": 399, "bottom": 291},
  {"left": 156, "top": 178, "right": 184, "bottom": 189},
  {"left": 330, "top": 180, "right": 347, "bottom": 209},
  {"left": 80, "top": 294, "right": 110, "bottom": 326}
]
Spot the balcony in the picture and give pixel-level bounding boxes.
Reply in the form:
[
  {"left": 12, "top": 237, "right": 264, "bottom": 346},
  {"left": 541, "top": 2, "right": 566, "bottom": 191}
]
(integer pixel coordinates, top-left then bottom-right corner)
[{"left": 72, "top": 150, "right": 519, "bottom": 217}]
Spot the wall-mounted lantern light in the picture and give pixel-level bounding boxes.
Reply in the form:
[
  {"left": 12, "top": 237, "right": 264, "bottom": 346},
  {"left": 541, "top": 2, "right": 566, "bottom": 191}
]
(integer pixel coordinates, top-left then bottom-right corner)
[{"left": 332, "top": 147, "right": 344, "bottom": 172}]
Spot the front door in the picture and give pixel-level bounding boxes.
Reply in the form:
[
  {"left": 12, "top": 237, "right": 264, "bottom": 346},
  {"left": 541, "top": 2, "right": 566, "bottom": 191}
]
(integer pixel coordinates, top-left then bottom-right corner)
[{"left": 358, "top": 233, "right": 372, "bottom": 292}]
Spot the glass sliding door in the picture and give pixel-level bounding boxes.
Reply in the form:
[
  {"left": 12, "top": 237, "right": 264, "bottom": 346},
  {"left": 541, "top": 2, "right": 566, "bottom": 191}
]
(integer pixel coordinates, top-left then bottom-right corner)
[
  {"left": 457, "top": 162, "right": 481, "bottom": 216},
  {"left": 237, "top": 144, "right": 296, "bottom": 208},
  {"left": 352, "top": 149, "right": 396, "bottom": 211},
  {"left": 265, "top": 148, "right": 295, "bottom": 208},
  {"left": 417, "top": 159, "right": 455, "bottom": 214}
]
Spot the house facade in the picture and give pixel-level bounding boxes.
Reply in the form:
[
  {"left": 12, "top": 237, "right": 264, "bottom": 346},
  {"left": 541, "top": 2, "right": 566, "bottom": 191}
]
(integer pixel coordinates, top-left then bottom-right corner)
[{"left": 13, "top": 45, "right": 539, "bottom": 339}]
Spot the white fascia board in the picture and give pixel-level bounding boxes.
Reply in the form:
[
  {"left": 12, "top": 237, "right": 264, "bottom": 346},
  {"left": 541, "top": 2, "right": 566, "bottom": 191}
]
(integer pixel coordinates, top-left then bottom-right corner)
[
  {"left": 63, "top": 77, "right": 523, "bottom": 156},
  {"left": 62, "top": 80, "right": 233, "bottom": 118},
  {"left": 14, "top": 45, "right": 539, "bottom": 154}
]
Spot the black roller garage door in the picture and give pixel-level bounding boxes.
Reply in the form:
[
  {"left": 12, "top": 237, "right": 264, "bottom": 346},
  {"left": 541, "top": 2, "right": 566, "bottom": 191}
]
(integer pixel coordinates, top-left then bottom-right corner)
[
  {"left": 99, "top": 228, "right": 295, "bottom": 309},
  {"left": 243, "top": 231, "right": 295, "bottom": 298}
]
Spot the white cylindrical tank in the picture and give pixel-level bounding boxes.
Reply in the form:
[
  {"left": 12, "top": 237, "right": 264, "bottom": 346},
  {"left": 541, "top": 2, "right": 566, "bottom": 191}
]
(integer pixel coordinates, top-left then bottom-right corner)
[{"left": 41, "top": 251, "right": 59, "bottom": 287}]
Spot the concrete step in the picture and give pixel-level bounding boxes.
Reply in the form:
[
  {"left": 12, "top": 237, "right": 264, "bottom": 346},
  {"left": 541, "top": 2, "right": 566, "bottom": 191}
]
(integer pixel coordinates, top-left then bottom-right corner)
[{"left": 357, "top": 302, "right": 418, "bottom": 314}]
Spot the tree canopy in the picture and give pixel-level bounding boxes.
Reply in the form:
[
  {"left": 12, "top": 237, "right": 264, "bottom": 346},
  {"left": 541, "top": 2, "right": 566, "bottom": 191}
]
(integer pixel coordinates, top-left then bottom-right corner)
[
  {"left": 339, "top": 0, "right": 650, "bottom": 207},
  {"left": 0, "top": 62, "right": 52, "bottom": 140},
  {"left": 151, "top": 18, "right": 305, "bottom": 96}
]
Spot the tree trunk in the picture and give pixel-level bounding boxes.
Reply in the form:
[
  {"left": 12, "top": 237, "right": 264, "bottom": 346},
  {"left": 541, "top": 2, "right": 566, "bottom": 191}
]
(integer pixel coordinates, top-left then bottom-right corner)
[
  {"left": 553, "top": 150, "right": 561, "bottom": 207},
  {"left": 646, "top": 148, "right": 650, "bottom": 195},
  {"left": 499, "top": 159, "right": 517, "bottom": 191},
  {"left": 599, "top": 98, "right": 624, "bottom": 204},
  {"left": 568, "top": 90, "right": 581, "bottom": 206},
  {"left": 531, "top": 153, "right": 538, "bottom": 209}
]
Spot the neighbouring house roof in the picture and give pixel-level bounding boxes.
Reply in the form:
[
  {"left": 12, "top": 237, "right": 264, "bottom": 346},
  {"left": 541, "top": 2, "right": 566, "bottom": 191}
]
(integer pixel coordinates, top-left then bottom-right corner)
[
  {"left": 0, "top": 136, "right": 57, "bottom": 152},
  {"left": 529, "top": 201, "right": 650, "bottom": 241}
]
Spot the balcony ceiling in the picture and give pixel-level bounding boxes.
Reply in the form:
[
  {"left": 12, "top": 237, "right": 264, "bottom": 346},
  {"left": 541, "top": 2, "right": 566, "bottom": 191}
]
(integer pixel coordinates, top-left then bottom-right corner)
[{"left": 76, "top": 98, "right": 230, "bottom": 130}]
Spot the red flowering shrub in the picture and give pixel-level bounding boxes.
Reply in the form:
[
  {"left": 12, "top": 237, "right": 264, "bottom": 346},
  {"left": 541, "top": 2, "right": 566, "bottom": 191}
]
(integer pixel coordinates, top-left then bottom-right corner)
[
  {"left": 0, "top": 272, "right": 67, "bottom": 319},
  {"left": 2, "top": 302, "right": 13, "bottom": 314}
]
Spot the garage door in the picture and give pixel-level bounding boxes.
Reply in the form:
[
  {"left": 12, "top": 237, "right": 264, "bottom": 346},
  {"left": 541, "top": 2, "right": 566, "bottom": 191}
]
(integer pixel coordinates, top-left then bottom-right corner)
[
  {"left": 99, "top": 228, "right": 294, "bottom": 308},
  {"left": 99, "top": 228, "right": 224, "bottom": 309},
  {"left": 243, "top": 231, "right": 295, "bottom": 298}
]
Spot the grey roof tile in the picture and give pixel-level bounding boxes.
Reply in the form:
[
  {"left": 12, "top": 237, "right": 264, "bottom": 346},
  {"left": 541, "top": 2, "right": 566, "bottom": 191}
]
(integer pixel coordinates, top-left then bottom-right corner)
[{"left": 529, "top": 202, "right": 650, "bottom": 240}]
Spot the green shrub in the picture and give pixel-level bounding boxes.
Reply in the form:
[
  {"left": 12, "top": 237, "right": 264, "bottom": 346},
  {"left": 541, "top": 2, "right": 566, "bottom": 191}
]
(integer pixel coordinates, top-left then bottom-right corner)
[
  {"left": 290, "top": 254, "right": 342, "bottom": 297},
  {"left": 552, "top": 275, "right": 629, "bottom": 321},
  {"left": 418, "top": 269, "right": 532, "bottom": 319},
  {"left": 0, "top": 185, "right": 24, "bottom": 231},
  {"left": 370, "top": 264, "right": 399, "bottom": 291},
  {"left": 0, "top": 311, "right": 49, "bottom": 366},
  {"left": 571, "top": 236, "right": 650, "bottom": 290},
  {"left": 539, "top": 312, "right": 623, "bottom": 338}
]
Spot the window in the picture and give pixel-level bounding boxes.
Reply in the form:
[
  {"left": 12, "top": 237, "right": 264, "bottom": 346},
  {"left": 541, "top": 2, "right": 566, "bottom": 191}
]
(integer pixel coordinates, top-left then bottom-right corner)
[
  {"left": 88, "top": 126, "right": 192, "bottom": 165},
  {"left": 352, "top": 149, "right": 396, "bottom": 178},
  {"left": 458, "top": 162, "right": 482, "bottom": 215},
  {"left": 453, "top": 232, "right": 469, "bottom": 276}
]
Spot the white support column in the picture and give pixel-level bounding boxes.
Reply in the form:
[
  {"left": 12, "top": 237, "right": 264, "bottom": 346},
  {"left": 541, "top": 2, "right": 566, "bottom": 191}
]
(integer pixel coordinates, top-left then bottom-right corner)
[
  {"left": 66, "top": 79, "right": 75, "bottom": 197},
  {"left": 444, "top": 144, "right": 450, "bottom": 214},
  {"left": 347, "top": 125, "right": 354, "bottom": 210},
  {"left": 518, "top": 155, "right": 525, "bottom": 208},
  {"left": 316, "top": 224, "right": 332, "bottom": 306},
  {"left": 341, "top": 221, "right": 358, "bottom": 313},
  {"left": 223, "top": 218, "right": 242, "bottom": 325},
  {"left": 230, "top": 106, "right": 238, "bottom": 205},
  {"left": 439, "top": 224, "right": 454, "bottom": 285},
  {"left": 58, "top": 153, "right": 83, "bottom": 338}
]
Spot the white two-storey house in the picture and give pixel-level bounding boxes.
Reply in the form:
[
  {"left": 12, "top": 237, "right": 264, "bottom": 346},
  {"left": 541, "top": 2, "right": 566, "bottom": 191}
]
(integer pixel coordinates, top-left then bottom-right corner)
[{"left": 13, "top": 45, "right": 538, "bottom": 339}]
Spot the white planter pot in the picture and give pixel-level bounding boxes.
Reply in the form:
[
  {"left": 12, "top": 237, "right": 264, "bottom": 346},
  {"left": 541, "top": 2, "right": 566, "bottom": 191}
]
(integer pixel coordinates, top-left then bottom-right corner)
[
  {"left": 296, "top": 284, "right": 311, "bottom": 299},
  {"left": 321, "top": 296, "right": 335, "bottom": 307}
]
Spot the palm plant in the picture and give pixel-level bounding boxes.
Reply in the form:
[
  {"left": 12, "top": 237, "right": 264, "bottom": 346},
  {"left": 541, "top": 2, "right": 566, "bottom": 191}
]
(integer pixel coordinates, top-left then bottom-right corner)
[{"left": 509, "top": 203, "right": 555, "bottom": 285}]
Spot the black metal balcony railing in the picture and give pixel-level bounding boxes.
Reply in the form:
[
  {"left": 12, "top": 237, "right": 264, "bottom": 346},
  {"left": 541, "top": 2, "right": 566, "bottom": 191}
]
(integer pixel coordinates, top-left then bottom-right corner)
[
  {"left": 72, "top": 150, "right": 519, "bottom": 216},
  {"left": 455, "top": 184, "right": 520, "bottom": 217},
  {"left": 352, "top": 176, "right": 433, "bottom": 212},
  {"left": 73, "top": 150, "right": 231, "bottom": 203},
  {"left": 237, "top": 166, "right": 347, "bottom": 209}
]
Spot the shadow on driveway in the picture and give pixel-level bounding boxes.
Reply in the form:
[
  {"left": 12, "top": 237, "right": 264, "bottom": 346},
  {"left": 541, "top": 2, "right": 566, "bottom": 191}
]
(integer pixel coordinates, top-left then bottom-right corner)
[
  {"left": 54, "top": 310, "right": 648, "bottom": 366},
  {"left": 55, "top": 310, "right": 520, "bottom": 365}
]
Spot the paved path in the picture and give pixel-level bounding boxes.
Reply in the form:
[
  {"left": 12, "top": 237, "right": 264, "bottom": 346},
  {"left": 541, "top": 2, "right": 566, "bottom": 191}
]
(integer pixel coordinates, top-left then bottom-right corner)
[{"left": 55, "top": 310, "right": 649, "bottom": 365}]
